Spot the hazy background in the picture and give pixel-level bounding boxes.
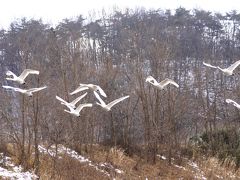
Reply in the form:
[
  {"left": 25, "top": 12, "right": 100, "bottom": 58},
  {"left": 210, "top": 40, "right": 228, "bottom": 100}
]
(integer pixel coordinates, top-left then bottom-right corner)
[{"left": 1, "top": 0, "right": 239, "bottom": 28}]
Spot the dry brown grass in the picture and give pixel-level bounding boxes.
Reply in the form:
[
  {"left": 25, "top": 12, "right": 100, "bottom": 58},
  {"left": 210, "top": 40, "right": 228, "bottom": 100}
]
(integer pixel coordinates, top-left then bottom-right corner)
[
  {"left": 3, "top": 143, "right": 35, "bottom": 170},
  {"left": 2, "top": 143, "right": 240, "bottom": 179},
  {"left": 109, "top": 147, "right": 125, "bottom": 165},
  {"left": 199, "top": 157, "right": 240, "bottom": 179},
  {"left": 39, "top": 154, "right": 110, "bottom": 180},
  {"left": 82, "top": 145, "right": 195, "bottom": 179}
]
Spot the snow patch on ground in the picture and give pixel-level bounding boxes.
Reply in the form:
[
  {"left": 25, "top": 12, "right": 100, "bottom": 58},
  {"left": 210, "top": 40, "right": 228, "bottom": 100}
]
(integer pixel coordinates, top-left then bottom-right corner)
[
  {"left": 0, "top": 153, "right": 38, "bottom": 180},
  {"left": 216, "top": 174, "right": 224, "bottom": 179},
  {"left": 174, "top": 164, "right": 187, "bottom": 170},
  {"left": 188, "top": 161, "right": 207, "bottom": 180},
  {"left": 38, "top": 145, "right": 57, "bottom": 157},
  {"left": 38, "top": 145, "right": 124, "bottom": 177},
  {"left": 157, "top": 154, "right": 167, "bottom": 160}
]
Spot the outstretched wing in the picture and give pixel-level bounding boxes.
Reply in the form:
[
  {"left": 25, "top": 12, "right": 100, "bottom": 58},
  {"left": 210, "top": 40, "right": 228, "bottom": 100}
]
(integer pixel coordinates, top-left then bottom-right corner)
[
  {"left": 28, "top": 86, "right": 47, "bottom": 93},
  {"left": 146, "top": 76, "right": 159, "bottom": 87},
  {"left": 19, "top": 69, "right": 39, "bottom": 80},
  {"left": 203, "top": 62, "right": 218, "bottom": 69},
  {"left": 227, "top": 60, "right": 240, "bottom": 71},
  {"left": 106, "top": 95, "right": 129, "bottom": 109},
  {"left": 96, "top": 86, "right": 107, "bottom": 97},
  {"left": 70, "top": 86, "right": 89, "bottom": 95},
  {"left": 70, "top": 92, "right": 88, "bottom": 105},
  {"left": 2, "top": 85, "right": 15, "bottom": 90},
  {"left": 93, "top": 91, "right": 106, "bottom": 106},
  {"left": 146, "top": 76, "right": 155, "bottom": 82},
  {"left": 226, "top": 99, "right": 240, "bottom": 109},
  {"left": 159, "top": 78, "right": 179, "bottom": 88},
  {"left": 75, "top": 103, "right": 92, "bottom": 113},
  {"left": 56, "top": 95, "right": 68, "bottom": 104},
  {"left": 79, "top": 83, "right": 88, "bottom": 86},
  {"left": 146, "top": 76, "right": 158, "bottom": 83},
  {"left": 79, "top": 83, "right": 107, "bottom": 97},
  {"left": 6, "top": 70, "right": 16, "bottom": 77},
  {"left": 2, "top": 85, "right": 25, "bottom": 93}
]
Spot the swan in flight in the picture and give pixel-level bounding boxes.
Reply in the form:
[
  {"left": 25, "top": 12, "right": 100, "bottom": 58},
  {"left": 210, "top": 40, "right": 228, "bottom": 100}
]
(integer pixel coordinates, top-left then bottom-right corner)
[
  {"left": 6, "top": 69, "right": 39, "bottom": 84},
  {"left": 70, "top": 83, "right": 107, "bottom": 97},
  {"left": 146, "top": 76, "right": 179, "bottom": 89},
  {"left": 2, "top": 85, "right": 47, "bottom": 97},
  {"left": 93, "top": 91, "right": 129, "bottom": 111},
  {"left": 64, "top": 103, "right": 93, "bottom": 117},
  {"left": 203, "top": 60, "right": 240, "bottom": 76},
  {"left": 56, "top": 92, "right": 88, "bottom": 109},
  {"left": 226, "top": 99, "right": 240, "bottom": 109}
]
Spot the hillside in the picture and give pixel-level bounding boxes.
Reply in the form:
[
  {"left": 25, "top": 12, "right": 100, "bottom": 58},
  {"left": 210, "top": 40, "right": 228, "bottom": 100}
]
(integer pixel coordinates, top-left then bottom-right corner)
[
  {"left": 1, "top": 7, "right": 240, "bottom": 179},
  {"left": 0, "top": 144, "right": 240, "bottom": 179}
]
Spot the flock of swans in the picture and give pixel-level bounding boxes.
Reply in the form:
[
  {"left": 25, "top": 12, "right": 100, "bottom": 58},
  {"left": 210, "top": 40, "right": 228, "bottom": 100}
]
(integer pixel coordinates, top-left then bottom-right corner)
[
  {"left": 1, "top": 69, "right": 179, "bottom": 117},
  {"left": 203, "top": 59, "right": 240, "bottom": 109},
  {"left": 2, "top": 59, "right": 240, "bottom": 117},
  {"left": 3, "top": 69, "right": 47, "bottom": 97}
]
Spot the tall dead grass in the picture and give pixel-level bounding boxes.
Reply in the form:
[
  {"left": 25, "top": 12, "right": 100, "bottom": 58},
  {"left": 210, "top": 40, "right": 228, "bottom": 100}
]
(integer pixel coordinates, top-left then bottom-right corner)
[{"left": 200, "top": 157, "right": 240, "bottom": 179}]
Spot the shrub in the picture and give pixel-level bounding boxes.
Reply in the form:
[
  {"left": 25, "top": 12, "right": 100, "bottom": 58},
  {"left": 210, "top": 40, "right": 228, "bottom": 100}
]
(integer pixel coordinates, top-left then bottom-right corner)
[{"left": 190, "top": 128, "right": 240, "bottom": 168}]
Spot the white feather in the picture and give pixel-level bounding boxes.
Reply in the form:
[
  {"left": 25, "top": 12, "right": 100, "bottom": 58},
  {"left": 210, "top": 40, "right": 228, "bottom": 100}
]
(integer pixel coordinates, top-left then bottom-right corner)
[
  {"left": 226, "top": 99, "right": 240, "bottom": 109},
  {"left": 146, "top": 76, "right": 179, "bottom": 89},
  {"left": 94, "top": 91, "right": 129, "bottom": 111},
  {"left": 6, "top": 69, "right": 39, "bottom": 84},
  {"left": 203, "top": 60, "right": 240, "bottom": 76},
  {"left": 56, "top": 92, "right": 88, "bottom": 109},
  {"left": 2, "top": 85, "right": 47, "bottom": 96},
  {"left": 70, "top": 83, "right": 107, "bottom": 97}
]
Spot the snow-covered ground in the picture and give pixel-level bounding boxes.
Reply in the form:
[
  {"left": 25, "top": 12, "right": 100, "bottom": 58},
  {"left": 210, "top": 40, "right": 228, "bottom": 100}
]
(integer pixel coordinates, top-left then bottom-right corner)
[
  {"left": 0, "top": 153, "right": 38, "bottom": 180},
  {"left": 0, "top": 145, "right": 124, "bottom": 179},
  {"left": 187, "top": 161, "right": 207, "bottom": 180},
  {"left": 38, "top": 145, "right": 124, "bottom": 177},
  {"left": 156, "top": 154, "right": 167, "bottom": 160},
  {"left": 157, "top": 154, "right": 208, "bottom": 180}
]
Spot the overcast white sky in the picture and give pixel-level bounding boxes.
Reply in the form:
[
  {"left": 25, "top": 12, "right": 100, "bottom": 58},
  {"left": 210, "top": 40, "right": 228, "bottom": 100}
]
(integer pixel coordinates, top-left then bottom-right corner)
[{"left": 0, "top": 0, "right": 239, "bottom": 29}]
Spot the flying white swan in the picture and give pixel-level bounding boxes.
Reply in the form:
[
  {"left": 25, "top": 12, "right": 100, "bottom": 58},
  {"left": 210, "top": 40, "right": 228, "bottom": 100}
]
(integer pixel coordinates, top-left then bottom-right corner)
[
  {"left": 56, "top": 92, "right": 88, "bottom": 109},
  {"left": 6, "top": 69, "right": 39, "bottom": 84},
  {"left": 226, "top": 99, "right": 240, "bottom": 109},
  {"left": 145, "top": 76, "right": 179, "bottom": 89},
  {"left": 2, "top": 85, "right": 47, "bottom": 97},
  {"left": 203, "top": 60, "right": 240, "bottom": 76},
  {"left": 70, "top": 83, "right": 107, "bottom": 97},
  {"left": 64, "top": 103, "right": 93, "bottom": 117},
  {"left": 93, "top": 91, "right": 129, "bottom": 111}
]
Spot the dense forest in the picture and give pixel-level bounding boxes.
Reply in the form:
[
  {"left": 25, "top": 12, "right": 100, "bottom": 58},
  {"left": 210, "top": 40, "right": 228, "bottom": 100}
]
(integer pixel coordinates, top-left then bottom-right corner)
[{"left": 1, "top": 7, "right": 240, "bottom": 179}]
